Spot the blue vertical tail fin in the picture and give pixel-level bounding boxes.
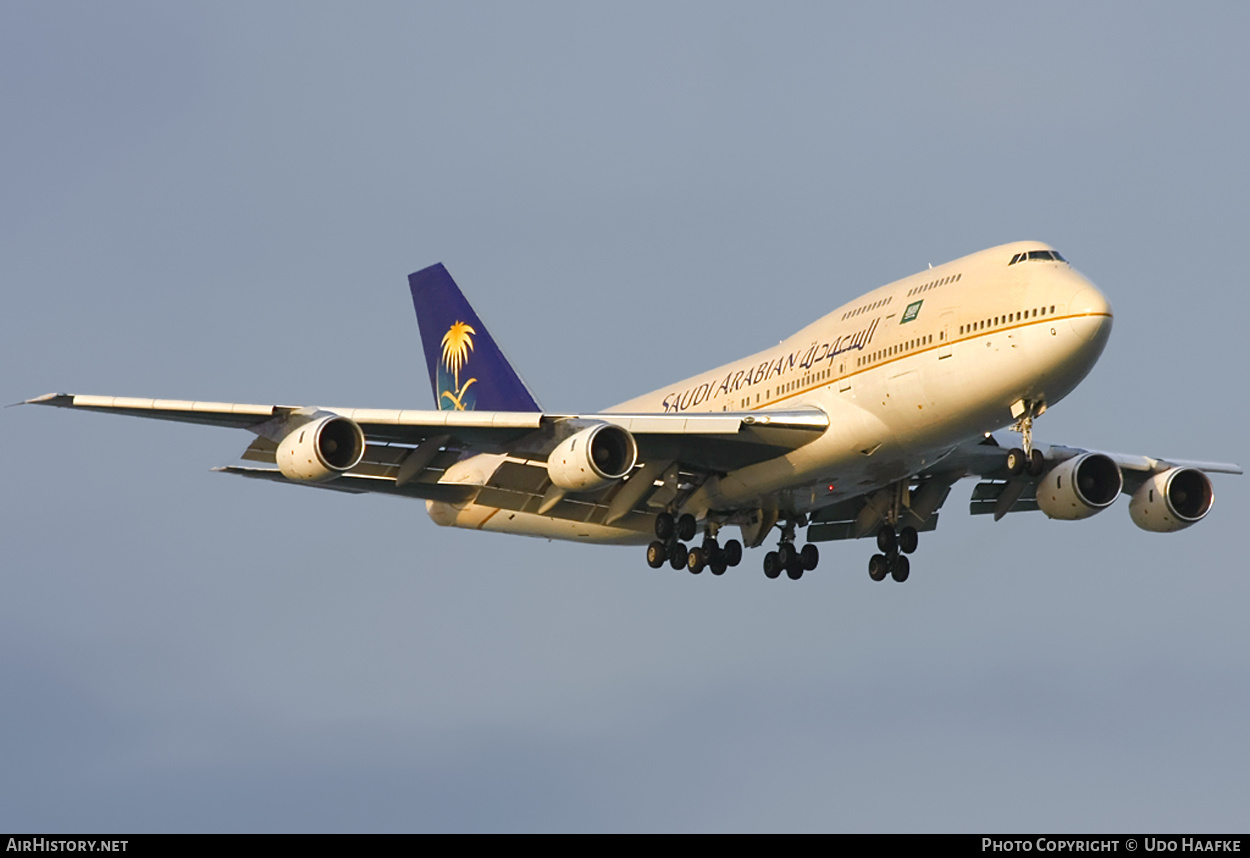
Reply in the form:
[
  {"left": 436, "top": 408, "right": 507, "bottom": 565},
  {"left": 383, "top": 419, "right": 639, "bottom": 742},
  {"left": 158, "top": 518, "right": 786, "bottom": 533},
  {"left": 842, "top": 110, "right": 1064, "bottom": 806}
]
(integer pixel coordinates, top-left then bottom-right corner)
[{"left": 408, "top": 264, "right": 543, "bottom": 413}]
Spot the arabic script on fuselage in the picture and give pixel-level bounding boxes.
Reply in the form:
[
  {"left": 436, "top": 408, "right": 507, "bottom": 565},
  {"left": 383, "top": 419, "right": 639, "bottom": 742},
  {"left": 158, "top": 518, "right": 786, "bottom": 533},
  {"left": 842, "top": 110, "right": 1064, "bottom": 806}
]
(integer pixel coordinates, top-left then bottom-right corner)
[{"left": 661, "top": 318, "right": 879, "bottom": 413}]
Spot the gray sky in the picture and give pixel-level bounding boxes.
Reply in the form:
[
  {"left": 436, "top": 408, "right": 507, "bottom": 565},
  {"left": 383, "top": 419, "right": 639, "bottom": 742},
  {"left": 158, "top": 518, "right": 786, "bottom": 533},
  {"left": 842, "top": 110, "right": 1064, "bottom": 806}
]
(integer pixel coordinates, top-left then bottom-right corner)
[{"left": 3, "top": 1, "right": 1248, "bottom": 833}]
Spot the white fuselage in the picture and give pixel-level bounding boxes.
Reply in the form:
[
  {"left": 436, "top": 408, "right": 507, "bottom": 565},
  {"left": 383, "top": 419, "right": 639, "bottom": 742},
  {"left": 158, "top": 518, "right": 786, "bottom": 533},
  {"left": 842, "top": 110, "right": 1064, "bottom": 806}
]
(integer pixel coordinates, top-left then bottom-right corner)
[{"left": 429, "top": 241, "right": 1114, "bottom": 543}]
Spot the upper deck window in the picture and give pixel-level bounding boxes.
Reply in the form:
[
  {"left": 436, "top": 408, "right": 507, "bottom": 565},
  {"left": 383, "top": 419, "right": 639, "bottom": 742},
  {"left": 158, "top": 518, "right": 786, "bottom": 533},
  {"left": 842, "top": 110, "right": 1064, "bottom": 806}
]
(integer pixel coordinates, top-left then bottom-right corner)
[{"left": 1009, "top": 249, "right": 1068, "bottom": 265}]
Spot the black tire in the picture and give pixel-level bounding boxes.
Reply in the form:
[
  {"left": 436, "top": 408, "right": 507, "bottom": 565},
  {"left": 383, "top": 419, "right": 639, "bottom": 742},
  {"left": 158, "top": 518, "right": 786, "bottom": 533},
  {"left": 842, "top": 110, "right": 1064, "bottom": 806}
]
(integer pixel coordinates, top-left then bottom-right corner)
[
  {"left": 687, "top": 546, "right": 706, "bottom": 575},
  {"left": 723, "top": 539, "right": 743, "bottom": 567},
  {"left": 1006, "top": 448, "right": 1026, "bottom": 476},
  {"left": 646, "top": 541, "right": 667, "bottom": 569},
  {"left": 710, "top": 554, "right": 728, "bottom": 576},
  {"left": 868, "top": 554, "right": 889, "bottom": 581},
  {"left": 778, "top": 542, "right": 797, "bottom": 568},
  {"left": 891, "top": 554, "right": 911, "bottom": 583},
  {"left": 764, "top": 551, "right": 781, "bottom": 579},
  {"left": 655, "top": 512, "right": 674, "bottom": 541},
  {"left": 876, "top": 525, "right": 897, "bottom": 553},
  {"left": 677, "top": 513, "right": 697, "bottom": 542},
  {"left": 669, "top": 542, "right": 688, "bottom": 571},
  {"left": 786, "top": 558, "right": 804, "bottom": 580},
  {"left": 800, "top": 543, "right": 819, "bottom": 571},
  {"left": 898, "top": 526, "right": 918, "bottom": 555},
  {"left": 1027, "top": 448, "right": 1046, "bottom": 477}
]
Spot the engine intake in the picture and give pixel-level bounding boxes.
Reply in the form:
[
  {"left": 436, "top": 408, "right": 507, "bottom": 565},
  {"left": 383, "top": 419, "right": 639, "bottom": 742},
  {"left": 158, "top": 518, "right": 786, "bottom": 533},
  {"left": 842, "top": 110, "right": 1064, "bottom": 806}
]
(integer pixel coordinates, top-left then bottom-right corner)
[
  {"left": 276, "top": 415, "right": 366, "bottom": 482},
  {"left": 548, "top": 424, "right": 637, "bottom": 492},
  {"left": 1129, "top": 467, "right": 1214, "bottom": 533},
  {"left": 1036, "top": 452, "right": 1123, "bottom": 520}
]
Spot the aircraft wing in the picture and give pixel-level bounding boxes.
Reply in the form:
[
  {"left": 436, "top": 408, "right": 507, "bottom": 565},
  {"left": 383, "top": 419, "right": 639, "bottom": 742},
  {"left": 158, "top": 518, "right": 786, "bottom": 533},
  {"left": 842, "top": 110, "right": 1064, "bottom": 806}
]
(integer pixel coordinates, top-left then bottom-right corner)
[
  {"left": 23, "top": 392, "right": 829, "bottom": 500},
  {"left": 806, "top": 435, "right": 1241, "bottom": 543},
  {"left": 939, "top": 438, "right": 1242, "bottom": 518}
]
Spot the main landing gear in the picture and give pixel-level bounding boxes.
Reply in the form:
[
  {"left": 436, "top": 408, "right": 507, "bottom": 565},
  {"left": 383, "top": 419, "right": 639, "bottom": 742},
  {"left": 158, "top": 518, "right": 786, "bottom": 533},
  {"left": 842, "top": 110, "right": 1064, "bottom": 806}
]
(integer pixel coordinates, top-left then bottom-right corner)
[
  {"left": 762, "top": 518, "right": 819, "bottom": 581},
  {"left": 867, "top": 524, "right": 917, "bottom": 583},
  {"left": 646, "top": 513, "right": 743, "bottom": 576}
]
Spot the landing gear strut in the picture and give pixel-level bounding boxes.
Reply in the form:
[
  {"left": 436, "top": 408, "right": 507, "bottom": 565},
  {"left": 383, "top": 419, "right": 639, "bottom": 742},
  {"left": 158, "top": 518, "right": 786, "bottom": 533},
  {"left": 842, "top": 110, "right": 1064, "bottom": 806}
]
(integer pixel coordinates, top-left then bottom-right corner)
[
  {"left": 1008, "top": 401, "right": 1048, "bottom": 477},
  {"left": 867, "top": 479, "right": 923, "bottom": 584}
]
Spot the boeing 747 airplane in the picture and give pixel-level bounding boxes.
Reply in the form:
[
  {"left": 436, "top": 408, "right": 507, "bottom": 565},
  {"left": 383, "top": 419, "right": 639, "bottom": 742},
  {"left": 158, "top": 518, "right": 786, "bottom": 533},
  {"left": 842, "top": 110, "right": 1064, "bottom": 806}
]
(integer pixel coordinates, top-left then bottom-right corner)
[{"left": 25, "top": 241, "right": 1242, "bottom": 582}]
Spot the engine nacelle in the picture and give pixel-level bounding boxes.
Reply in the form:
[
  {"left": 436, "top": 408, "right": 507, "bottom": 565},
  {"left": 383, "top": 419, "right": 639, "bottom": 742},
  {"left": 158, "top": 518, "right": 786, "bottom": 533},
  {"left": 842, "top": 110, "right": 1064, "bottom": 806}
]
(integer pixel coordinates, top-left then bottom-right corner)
[
  {"left": 275, "top": 414, "right": 366, "bottom": 482},
  {"left": 1036, "top": 452, "right": 1123, "bottom": 520},
  {"left": 1129, "top": 467, "right": 1214, "bottom": 533},
  {"left": 547, "top": 424, "right": 637, "bottom": 492}
]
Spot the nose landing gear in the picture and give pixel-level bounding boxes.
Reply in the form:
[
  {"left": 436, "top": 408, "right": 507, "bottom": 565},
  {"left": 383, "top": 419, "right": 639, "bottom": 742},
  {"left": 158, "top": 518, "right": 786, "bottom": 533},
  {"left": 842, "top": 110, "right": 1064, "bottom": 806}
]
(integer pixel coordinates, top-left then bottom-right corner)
[{"left": 1007, "top": 400, "right": 1048, "bottom": 477}]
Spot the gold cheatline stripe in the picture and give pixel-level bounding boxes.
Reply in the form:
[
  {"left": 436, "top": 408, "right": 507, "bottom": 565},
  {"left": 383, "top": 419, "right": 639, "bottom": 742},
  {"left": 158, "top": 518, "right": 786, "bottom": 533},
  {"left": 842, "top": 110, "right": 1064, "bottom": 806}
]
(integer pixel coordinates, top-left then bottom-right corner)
[{"left": 756, "top": 312, "right": 1112, "bottom": 409}]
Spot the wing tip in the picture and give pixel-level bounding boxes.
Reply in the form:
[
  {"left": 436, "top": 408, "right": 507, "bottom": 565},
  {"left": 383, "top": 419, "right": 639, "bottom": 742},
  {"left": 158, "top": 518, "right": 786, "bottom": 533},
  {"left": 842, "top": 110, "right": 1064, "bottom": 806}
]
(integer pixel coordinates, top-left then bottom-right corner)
[{"left": 17, "top": 392, "right": 72, "bottom": 408}]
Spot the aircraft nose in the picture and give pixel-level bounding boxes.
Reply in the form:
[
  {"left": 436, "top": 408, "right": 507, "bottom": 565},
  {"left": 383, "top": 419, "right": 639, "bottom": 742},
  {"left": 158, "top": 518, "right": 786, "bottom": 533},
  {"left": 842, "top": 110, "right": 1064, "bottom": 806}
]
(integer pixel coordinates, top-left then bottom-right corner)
[{"left": 1068, "top": 281, "right": 1113, "bottom": 343}]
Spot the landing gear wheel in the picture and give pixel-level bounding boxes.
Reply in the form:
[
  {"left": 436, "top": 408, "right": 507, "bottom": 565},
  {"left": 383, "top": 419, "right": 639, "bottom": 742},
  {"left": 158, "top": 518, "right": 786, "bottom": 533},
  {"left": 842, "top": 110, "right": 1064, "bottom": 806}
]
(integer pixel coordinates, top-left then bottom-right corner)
[
  {"left": 669, "top": 542, "right": 688, "bottom": 571},
  {"left": 777, "top": 542, "right": 798, "bottom": 568},
  {"left": 677, "top": 513, "right": 697, "bottom": 542},
  {"left": 868, "top": 554, "right": 889, "bottom": 582},
  {"left": 764, "top": 551, "right": 782, "bottom": 579},
  {"left": 898, "top": 526, "right": 918, "bottom": 555},
  {"left": 1006, "top": 448, "right": 1027, "bottom": 476},
  {"left": 710, "top": 552, "right": 728, "bottom": 575},
  {"left": 646, "top": 541, "right": 668, "bottom": 569},
  {"left": 655, "top": 513, "right": 674, "bottom": 541},
  {"left": 800, "top": 543, "right": 819, "bottom": 571},
  {"left": 687, "top": 546, "right": 706, "bottom": 575},
  {"left": 723, "top": 539, "right": 743, "bottom": 567},
  {"left": 786, "top": 559, "right": 804, "bottom": 580},
  {"left": 876, "top": 525, "right": 897, "bottom": 553},
  {"left": 891, "top": 555, "right": 911, "bottom": 583},
  {"left": 1027, "top": 448, "right": 1046, "bottom": 477}
]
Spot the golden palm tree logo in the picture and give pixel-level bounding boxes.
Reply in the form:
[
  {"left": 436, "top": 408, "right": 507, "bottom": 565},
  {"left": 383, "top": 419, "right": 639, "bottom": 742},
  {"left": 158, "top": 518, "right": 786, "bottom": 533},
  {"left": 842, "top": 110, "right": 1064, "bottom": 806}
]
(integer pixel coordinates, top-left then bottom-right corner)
[{"left": 439, "top": 321, "right": 478, "bottom": 410}]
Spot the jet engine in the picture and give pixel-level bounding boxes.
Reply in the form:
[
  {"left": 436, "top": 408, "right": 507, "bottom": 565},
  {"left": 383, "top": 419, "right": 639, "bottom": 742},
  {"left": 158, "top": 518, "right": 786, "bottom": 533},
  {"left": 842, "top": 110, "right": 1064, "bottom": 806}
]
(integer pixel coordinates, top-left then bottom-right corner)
[
  {"left": 275, "top": 414, "right": 366, "bottom": 482},
  {"left": 1129, "top": 467, "right": 1214, "bottom": 533},
  {"left": 547, "top": 423, "right": 637, "bottom": 492},
  {"left": 1036, "top": 452, "right": 1123, "bottom": 520}
]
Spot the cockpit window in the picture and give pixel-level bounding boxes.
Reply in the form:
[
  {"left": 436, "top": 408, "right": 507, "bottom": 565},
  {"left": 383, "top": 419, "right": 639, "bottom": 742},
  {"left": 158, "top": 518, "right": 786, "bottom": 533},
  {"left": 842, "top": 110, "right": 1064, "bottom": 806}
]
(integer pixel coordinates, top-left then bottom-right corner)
[{"left": 1009, "top": 249, "right": 1068, "bottom": 265}]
